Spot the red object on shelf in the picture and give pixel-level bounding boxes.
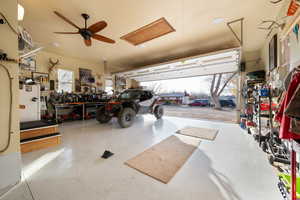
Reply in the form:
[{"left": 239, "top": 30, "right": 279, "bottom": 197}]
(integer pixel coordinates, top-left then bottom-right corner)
[
  {"left": 246, "top": 121, "right": 256, "bottom": 127},
  {"left": 260, "top": 103, "right": 277, "bottom": 111},
  {"left": 275, "top": 72, "right": 300, "bottom": 139},
  {"left": 287, "top": 0, "right": 300, "bottom": 16},
  {"left": 291, "top": 146, "right": 297, "bottom": 200}
]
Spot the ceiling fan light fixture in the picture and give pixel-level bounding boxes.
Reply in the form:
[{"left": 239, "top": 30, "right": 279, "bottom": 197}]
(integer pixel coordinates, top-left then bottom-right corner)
[
  {"left": 52, "top": 42, "right": 60, "bottom": 47},
  {"left": 138, "top": 44, "right": 146, "bottom": 48}
]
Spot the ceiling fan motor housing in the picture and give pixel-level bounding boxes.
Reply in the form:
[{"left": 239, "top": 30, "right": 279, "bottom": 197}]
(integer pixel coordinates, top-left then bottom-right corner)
[{"left": 79, "top": 29, "right": 92, "bottom": 40}]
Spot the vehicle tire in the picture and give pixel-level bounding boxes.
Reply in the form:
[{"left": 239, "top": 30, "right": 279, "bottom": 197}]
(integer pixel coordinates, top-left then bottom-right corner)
[
  {"left": 261, "top": 141, "right": 268, "bottom": 153},
  {"left": 154, "top": 105, "right": 164, "bottom": 119},
  {"left": 268, "top": 155, "right": 274, "bottom": 166},
  {"left": 96, "top": 107, "right": 112, "bottom": 124},
  {"left": 118, "top": 107, "right": 136, "bottom": 128}
]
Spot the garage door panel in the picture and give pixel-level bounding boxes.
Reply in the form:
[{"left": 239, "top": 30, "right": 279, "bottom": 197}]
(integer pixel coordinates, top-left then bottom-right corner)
[{"left": 116, "top": 48, "right": 240, "bottom": 82}]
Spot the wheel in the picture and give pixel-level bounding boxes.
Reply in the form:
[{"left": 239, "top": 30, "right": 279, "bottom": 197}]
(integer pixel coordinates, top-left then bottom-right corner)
[
  {"left": 261, "top": 141, "right": 268, "bottom": 153},
  {"left": 154, "top": 105, "right": 164, "bottom": 119},
  {"left": 247, "top": 128, "right": 251, "bottom": 135},
  {"left": 268, "top": 155, "right": 275, "bottom": 166},
  {"left": 118, "top": 107, "right": 136, "bottom": 128},
  {"left": 96, "top": 107, "right": 112, "bottom": 124}
]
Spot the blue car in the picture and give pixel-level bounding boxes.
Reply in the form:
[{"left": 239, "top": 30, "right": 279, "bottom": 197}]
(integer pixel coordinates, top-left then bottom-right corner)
[{"left": 219, "top": 99, "right": 236, "bottom": 108}]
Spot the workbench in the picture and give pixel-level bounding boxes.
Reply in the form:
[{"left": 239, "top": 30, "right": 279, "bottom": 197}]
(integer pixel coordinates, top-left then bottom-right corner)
[{"left": 54, "top": 102, "right": 105, "bottom": 123}]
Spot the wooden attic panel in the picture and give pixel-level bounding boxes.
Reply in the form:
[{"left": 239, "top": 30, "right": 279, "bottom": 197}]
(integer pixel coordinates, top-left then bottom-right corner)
[{"left": 121, "top": 18, "right": 175, "bottom": 46}]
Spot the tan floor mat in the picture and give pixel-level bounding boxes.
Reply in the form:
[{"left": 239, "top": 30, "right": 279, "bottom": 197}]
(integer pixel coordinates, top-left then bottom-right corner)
[
  {"left": 176, "top": 127, "right": 219, "bottom": 141},
  {"left": 125, "top": 135, "right": 201, "bottom": 184}
]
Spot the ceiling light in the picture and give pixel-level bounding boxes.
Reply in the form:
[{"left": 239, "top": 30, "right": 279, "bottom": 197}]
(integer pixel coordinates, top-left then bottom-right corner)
[
  {"left": 18, "top": 4, "right": 24, "bottom": 21},
  {"left": 52, "top": 42, "right": 60, "bottom": 47},
  {"left": 213, "top": 18, "right": 224, "bottom": 24}
]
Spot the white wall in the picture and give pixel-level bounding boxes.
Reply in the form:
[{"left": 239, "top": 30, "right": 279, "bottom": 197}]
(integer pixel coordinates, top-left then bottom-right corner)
[
  {"left": 0, "top": 0, "right": 21, "bottom": 195},
  {"left": 20, "top": 50, "right": 105, "bottom": 91},
  {"left": 260, "top": 0, "right": 298, "bottom": 73}
]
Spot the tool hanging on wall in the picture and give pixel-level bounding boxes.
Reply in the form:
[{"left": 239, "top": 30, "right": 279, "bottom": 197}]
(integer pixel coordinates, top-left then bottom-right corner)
[
  {"left": 287, "top": 0, "right": 300, "bottom": 16},
  {"left": 293, "top": 24, "right": 300, "bottom": 42}
]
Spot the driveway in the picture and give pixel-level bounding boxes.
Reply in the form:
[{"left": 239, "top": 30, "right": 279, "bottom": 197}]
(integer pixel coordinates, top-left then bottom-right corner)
[{"left": 163, "top": 105, "right": 237, "bottom": 123}]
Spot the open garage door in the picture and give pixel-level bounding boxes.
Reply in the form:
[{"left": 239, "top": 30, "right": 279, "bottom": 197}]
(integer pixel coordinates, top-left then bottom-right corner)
[{"left": 115, "top": 48, "right": 241, "bottom": 82}]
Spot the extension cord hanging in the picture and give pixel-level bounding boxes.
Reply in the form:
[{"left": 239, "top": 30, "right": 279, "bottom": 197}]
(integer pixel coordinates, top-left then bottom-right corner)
[{"left": 0, "top": 62, "right": 13, "bottom": 153}]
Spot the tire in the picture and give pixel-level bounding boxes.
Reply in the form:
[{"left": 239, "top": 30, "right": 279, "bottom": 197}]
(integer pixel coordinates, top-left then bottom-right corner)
[
  {"left": 261, "top": 141, "right": 268, "bottom": 153},
  {"left": 96, "top": 107, "right": 112, "bottom": 124},
  {"left": 118, "top": 107, "right": 136, "bottom": 128},
  {"left": 268, "top": 155, "right": 274, "bottom": 166},
  {"left": 154, "top": 105, "right": 164, "bottom": 119}
]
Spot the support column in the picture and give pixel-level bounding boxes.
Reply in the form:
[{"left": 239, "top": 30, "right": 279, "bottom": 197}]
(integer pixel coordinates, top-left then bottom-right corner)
[{"left": 236, "top": 71, "right": 245, "bottom": 124}]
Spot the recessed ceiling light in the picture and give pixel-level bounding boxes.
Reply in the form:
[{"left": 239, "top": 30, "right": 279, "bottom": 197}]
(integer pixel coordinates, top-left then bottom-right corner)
[
  {"left": 213, "top": 18, "right": 224, "bottom": 24},
  {"left": 52, "top": 42, "right": 60, "bottom": 47}
]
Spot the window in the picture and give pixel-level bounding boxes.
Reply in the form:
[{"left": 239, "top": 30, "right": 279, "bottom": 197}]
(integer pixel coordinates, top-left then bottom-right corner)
[
  {"left": 57, "top": 69, "right": 73, "bottom": 93},
  {"left": 105, "top": 79, "right": 113, "bottom": 95},
  {"left": 119, "top": 90, "right": 141, "bottom": 99}
]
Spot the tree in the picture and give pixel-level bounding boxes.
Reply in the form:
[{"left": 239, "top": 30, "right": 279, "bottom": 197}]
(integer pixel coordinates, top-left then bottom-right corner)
[
  {"left": 209, "top": 72, "right": 237, "bottom": 110},
  {"left": 145, "top": 82, "right": 165, "bottom": 94}
]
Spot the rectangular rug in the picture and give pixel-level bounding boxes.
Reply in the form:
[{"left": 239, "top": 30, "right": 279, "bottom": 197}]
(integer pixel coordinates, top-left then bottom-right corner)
[
  {"left": 176, "top": 127, "right": 219, "bottom": 141},
  {"left": 125, "top": 135, "right": 201, "bottom": 184}
]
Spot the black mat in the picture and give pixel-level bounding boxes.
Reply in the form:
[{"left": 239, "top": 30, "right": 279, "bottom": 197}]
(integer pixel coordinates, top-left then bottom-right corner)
[
  {"left": 21, "top": 132, "right": 60, "bottom": 143},
  {"left": 20, "top": 120, "right": 57, "bottom": 130}
]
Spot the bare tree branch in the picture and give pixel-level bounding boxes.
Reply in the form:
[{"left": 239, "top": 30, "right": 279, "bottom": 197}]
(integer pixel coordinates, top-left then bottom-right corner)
[
  {"left": 210, "top": 74, "right": 216, "bottom": 94},
  {"left": 214, "top": 74, "right": 222, "bottom": 94},
  {"left": 217, "top": 72, "right": 237, "bottom": 96}
]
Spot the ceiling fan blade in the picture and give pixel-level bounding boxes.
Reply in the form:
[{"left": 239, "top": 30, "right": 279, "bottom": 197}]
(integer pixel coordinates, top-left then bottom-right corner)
[
  {"left": 54, "top": 32, "right": 79, "bottom": 34},
  {"left": 88, "top": 21, "right": 107, "bottom": 33},
  {"left": 54, "top": 11, "right": 81, "bottom": 29},
  {"left": 92, "top": 34, "right": 115, "bottom": 44},
  {"left": 84, "top": 39, "right": 92, "bottom": 46}
]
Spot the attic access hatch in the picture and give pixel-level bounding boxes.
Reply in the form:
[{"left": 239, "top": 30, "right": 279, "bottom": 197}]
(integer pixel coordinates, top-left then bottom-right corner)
[
  {"left": 120, "top": 18, "right": 175, "bottom": 46},
  {"left": 115, "top": 48, "right": 241, "bottom": 82}
]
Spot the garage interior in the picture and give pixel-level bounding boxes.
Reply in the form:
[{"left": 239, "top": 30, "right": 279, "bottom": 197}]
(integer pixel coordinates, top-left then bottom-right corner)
[{"left": 1, "top": 0, "right": 300, "bottom": 199}]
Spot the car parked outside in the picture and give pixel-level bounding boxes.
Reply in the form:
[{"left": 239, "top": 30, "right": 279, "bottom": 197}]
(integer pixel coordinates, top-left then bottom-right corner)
[
  {"left": 219, "top": 99, "right": 236, "bottom": 108},
  {"left": 189, "top": 99, "right": 210, "bottom": 107}
]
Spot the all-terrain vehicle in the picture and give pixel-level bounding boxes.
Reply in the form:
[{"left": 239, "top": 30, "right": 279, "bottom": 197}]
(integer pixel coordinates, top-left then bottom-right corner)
[{"left": 96, "top": 89, "right": 164, "bottom": 128}]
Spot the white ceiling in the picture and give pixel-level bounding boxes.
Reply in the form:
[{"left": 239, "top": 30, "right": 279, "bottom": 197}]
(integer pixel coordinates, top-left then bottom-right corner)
[
  {"left": 19, "top": 0, "right": 283, "bottom": 72},
  {"left": 116, "top": 48, "right": 240, "bottom": 82}
]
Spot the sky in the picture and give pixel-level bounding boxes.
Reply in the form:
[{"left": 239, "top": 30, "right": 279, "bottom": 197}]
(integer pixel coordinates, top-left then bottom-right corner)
[
  {"left": 140, "top": 75, "right": 236, "bottom": 95},
  {"left": 141, "top": 76, "right": 211, "bottom": 94}
]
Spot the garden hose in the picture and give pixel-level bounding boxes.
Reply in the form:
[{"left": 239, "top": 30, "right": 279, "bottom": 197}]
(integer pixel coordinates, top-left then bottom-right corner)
[{"left": 0, "top": 63, "right": 13, "bottom": 153}]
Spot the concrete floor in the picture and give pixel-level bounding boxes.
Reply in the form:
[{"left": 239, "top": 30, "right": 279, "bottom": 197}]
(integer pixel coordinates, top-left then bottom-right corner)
[
  {"left": 164, "top": 105, "right": 237, "bottom": 123},
  {"left": 2, "top": 116, "right": 281, "bottom": 200}
]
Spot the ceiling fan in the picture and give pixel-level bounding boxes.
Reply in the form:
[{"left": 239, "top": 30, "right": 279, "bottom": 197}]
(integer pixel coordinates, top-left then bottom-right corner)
[{"left": 53, "top": 11, "right": 115, "bottom": 46}]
